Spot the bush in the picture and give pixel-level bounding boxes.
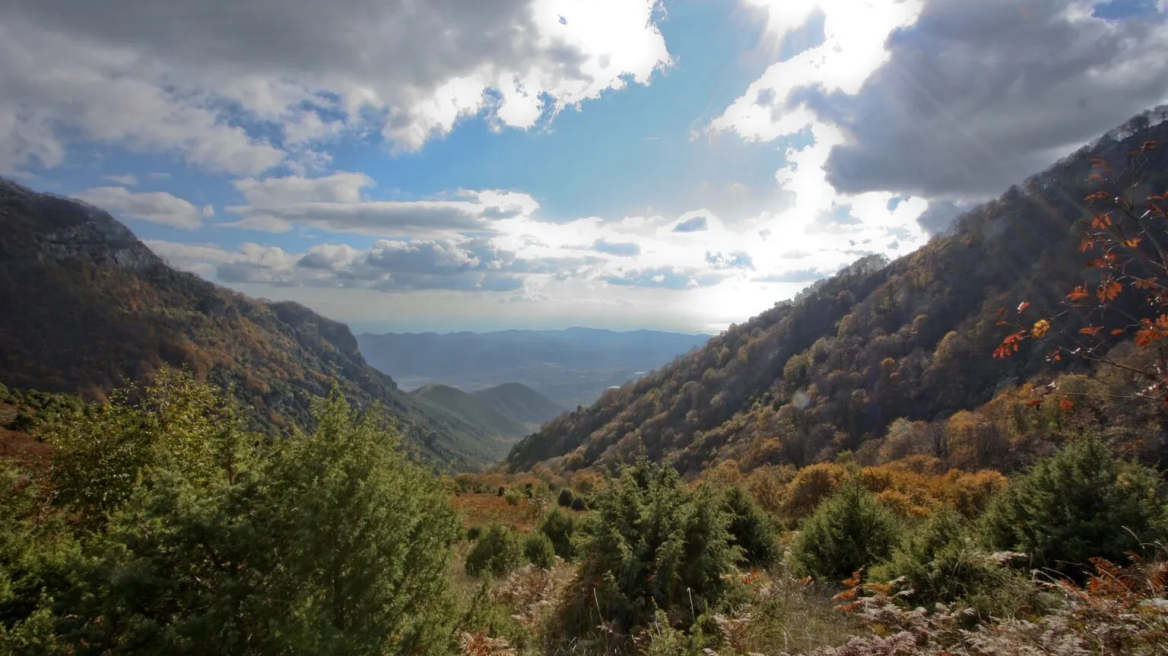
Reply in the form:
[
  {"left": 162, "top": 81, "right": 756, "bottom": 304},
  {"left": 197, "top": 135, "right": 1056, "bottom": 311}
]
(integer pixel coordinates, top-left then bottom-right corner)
[
  {"left": 873, "top": 506, "right": 1008, "bottom": 607},
  {"left": 503, "top": 488, "right": 523, "bottom": 506},
  {"left": 540, "top": 507, "right": 577, "bottom": 560},
  {"left": 722, "top": 485, "right": 778, "bottom": 567},
  {"left": 792, "top": 480, "right": 900, "bottom": 582},
  {"left": 557, "top": 488, "right": 575, "bottom": 507},
  {"left": 466, "top": 524, "right": 523, "bottom": 578},
  {"left": 466, "top": 525, "right": 482, "bottom": 542},
  {"left": 66, "top": 387, "right": 462, "bottom": 655},
  {"left": 569, "top": 496, "right": 587, "bottom": 512},
  {"left": 523, "top": 532, "right": 556, "bottom": 569},
  {"left": 982, "top": 436, "right": 1168, "bottom": 578},
  {"left": 559, "top": 461, "right": 739, "bottom": 637}
]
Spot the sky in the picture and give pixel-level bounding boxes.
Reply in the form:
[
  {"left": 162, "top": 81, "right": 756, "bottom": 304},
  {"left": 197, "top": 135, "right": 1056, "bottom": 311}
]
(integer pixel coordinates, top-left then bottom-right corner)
[{"left": 3, "top": 0, "right": 1168, "bottom": 334}]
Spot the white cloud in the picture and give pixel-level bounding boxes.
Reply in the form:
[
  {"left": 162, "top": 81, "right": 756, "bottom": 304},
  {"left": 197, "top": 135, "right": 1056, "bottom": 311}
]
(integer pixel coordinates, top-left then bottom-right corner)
[
  {"left": 224, "top": 172, "right": 542, "bottom": 237},
  {"left": 0, "top": 0, "right": 672, "bottom": 171},
  {"left": 74, "top": 186, "right": 209, "bottom": 229},
  {"left": 0, "top": 19, "right": 286, "bottom": 175},
  {"left": 711, "top": 0, "right": 1168, "bottom": 244},
  {"left": 103, "top": 173, "right": 138, "bottom": 186}
]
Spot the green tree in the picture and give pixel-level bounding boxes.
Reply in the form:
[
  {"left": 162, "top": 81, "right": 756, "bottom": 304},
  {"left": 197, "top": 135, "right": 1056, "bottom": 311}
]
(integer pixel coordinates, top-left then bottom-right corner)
[
  {"left": 874, "top": 506, "right": 1007, "bottom": 607},
  {"left": 560, "top": 461, "right": 739, "bottom": 637},
  {"left": 982, "top": 436, "right": 1168, "bottom": 578},
  {"left": 45, "top": 368, "right": 241, "bottom": 527},
  {"left": 792, "top": 480, "right": 900, "bottom": 582},
  {"left": 64, "top": 389, "right": 461, "bottom": 656},
  {"left": 523, "top": 532, "right": 556, "bottom": 569},
  {"left": 721, "top": 485, "right": 777, "bottom": 568},
  {"left": 0, "top": 461, "right": 77, "bottom": 654},
  {"left": 539, "top": 508, "right": 577, "bottom": 561},
  {"left": 465, "top": 524, "right": 523, "bottom": 578}
]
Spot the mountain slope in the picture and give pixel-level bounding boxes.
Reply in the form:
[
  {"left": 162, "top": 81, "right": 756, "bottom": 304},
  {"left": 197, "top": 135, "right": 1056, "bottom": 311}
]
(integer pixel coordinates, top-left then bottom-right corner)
[
  {"left": 0, "top": 179, "right": 504, "bottom": 469},
  {"left": 411, "top": 384, "right": 530, "bottom": 441},
  {"left": 506, "top": 106, "right": 1168, "bottom": 475},
  {"left": 356, "top": 328, "right": 710, "bottom": 408},
  {"left": 473, "top": 383, "right": 565, "bottom": 426}
]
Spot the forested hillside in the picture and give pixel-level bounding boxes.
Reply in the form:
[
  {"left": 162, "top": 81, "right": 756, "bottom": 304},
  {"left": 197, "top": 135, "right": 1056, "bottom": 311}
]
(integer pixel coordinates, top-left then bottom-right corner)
[
  {"left": 473, "top": 382, "right": 565, "bottom": 427},
  {"left": 507, "top": 107, "right": 1168, "bottom": 476},
  {"left": 0, "top": 179, "right": 504, "bottom": 468}
]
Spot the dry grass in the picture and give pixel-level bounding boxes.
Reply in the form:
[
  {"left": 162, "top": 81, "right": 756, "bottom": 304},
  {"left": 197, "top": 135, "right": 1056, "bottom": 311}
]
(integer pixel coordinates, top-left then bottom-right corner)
[{"left": 451, "top": 492, "right": 549, "bottom": 532}]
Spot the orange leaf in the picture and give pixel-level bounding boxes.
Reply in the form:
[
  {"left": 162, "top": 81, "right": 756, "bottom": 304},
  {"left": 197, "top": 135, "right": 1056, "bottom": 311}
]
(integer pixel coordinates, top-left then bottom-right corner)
[
  {"left": 1066, "top": 286, "right": 1090, "bottom": 301},
  {"left": 1018, "top": 301, "right": 1030, "bottom": 313},
  {"left": 1025, "top": 399, "right": 1043, "bottom": 407},
  {"left": 1097, "top": 280, "right": 1123, "bottom": 303},
  {"left": 1080, "top": 325, "right": 1103, "bottom": 337},
  {"left": 1136, "top": 329, "right": 1159, "bottom": 347},
  {"left": 1111, "top": 329, "right": 1126, "bottom": 336},
  {"left": 1060, "top": 398, "right": 1075, "bottom": 412},
  {"left": 1124, "top": 238, "right": 1142, "bottom": 248},
  {"left": 1032, "top": 319, "right": 1052, "bottom": 338}
]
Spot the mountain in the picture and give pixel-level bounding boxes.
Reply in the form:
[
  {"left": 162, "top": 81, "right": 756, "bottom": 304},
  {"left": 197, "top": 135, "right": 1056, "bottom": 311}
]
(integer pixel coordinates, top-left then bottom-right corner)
[
  {"left": 473, "top": 383, "right": 565, "bottom": 427},
  {"left": 411, "top": 384, "right": 529, "bottom": 441},
  {"left": 505, "top": 106, "right": 1168, "bottom": 475},
  {"left": 356, "top": 327, "right": 711, "bottom": 408},
  {"left": 410, "top": 382, "right": 565, "bottom": 444},
  {"left": 0, "top": 178, "right": 505, "bottom": 469}
]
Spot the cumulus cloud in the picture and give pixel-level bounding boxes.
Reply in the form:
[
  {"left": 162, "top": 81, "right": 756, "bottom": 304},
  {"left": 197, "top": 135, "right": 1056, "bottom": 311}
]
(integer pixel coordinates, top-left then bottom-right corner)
[
  {"left": 0, "top": 0, "right": 671, "bottom": 172},
  {"left": 224, "top": 172, "right": 540, "bottom": 236},
  {"left": 603, "top": 266, "right": 724, "bottom": 290},
  {"left": 103, "top": 174, "right": 138, "bottom": 186},
  {"left": 712, "top": 0, "right": 1168, "bottom": 245},
  {"left": 671, "top": 213, "right": 710, "bottom": 233},
  {"left": 592, "top": 239, "right": 641, "bottom": 257},
  {"left": 148, "top": 238, "right": 529, "bottom": 293},
  {"left": 0, "top": 20, "right": 286, "bottom": 175},
  {"left": 74, "top": 186, "right": 212, "bottom": 229},
  {"left": 822, "top": 0, "right": 1168, "bottom": 198}
]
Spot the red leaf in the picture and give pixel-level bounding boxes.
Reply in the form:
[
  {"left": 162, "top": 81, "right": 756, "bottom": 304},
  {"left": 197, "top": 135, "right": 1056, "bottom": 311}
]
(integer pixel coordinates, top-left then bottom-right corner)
[{"left": 1017, "top": 301, "right": 1030, "bottom": 314}]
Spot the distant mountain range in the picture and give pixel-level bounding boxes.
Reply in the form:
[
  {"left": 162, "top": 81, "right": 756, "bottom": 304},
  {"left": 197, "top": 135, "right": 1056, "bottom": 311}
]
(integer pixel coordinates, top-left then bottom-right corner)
[
  {"left": 410, "top": 382, "right": 564, "bottom": 443},
  {"left": 356, "top": 328, "right": 711, "bottom": 408},
  {"left": 0, "top": 178, "right": 506, "bottom": 470}
]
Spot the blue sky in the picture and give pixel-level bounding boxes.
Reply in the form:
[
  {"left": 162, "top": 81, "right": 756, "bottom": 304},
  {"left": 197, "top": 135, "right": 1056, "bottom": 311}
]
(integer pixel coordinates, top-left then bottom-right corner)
[{"left": 3, "top": 0, "right": 1167, "bottom": 333}]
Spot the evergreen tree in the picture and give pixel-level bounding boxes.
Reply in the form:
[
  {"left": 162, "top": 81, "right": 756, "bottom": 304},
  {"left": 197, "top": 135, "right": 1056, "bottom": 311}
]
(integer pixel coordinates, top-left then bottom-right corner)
[
  {"left": 561, "top": 461, "right": 739, "bottom": 637},
  {"left": 982, "top": 436, "right": 1168, "bottom": 577},
  {"left": 792, "top": 480, "right": 900, "bottom": 582},
  {"left": 61, "top": 388, "right": 461, "bottom": 655},
  {"left": 465, "top": 524, "right": 523, "bottom": 578}
]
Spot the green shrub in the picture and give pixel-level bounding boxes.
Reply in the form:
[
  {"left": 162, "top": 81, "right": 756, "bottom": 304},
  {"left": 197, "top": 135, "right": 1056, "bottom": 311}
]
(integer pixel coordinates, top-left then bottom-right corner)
[
  {"left": 722, "top": 485, "right": 778, "bottom": 568},
  {"left": 569, "top": 496, "right": 587, "bottom": 512},
  {"left": 66, "top": 387, "right": 461, "bottom": 655},
  {"left": 466, "top": 525, "right": 482, "bottom": 542},
  {"left": 540, "top": 507, "right": 577, "bottom": 560},
  {"left": 559, "top": 461, "right": 739, "bottom": 637},
  {"left": 523, "top": 532, "right": 556, "bottom": 569},
  {"left": 503, "top": 488, "right": 523, "bottom": 506},
  {"left": 873, "top": 506, "right": 1007, "bottom": 606},
  {"left": 982, "top": 436, "right": 1168, "bottom": 578},
  {"left": 466, "top": 524, "right": 523, "bottom": 578},
  {"left": 557, "top": 488, "right": 575, "bottom": 507},
  {"left": 792, "top": 480, "right": 900, "bottom": 582}
]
